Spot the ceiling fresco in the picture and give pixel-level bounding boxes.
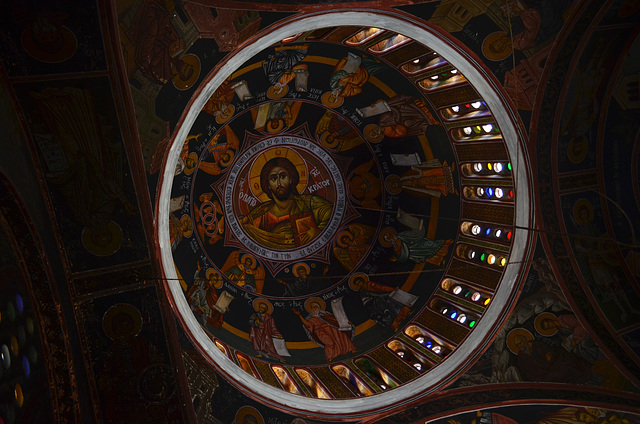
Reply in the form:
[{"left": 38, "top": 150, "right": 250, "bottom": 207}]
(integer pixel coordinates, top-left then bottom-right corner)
[
  {"left": 170, "top": 35, "right": 461, "bottom": 363},
  {"left": 158, "top": 15, "right": 531, "bottom": 417},
  {"left": 0, "top": 0, "right": 638, "bottom": 423}
]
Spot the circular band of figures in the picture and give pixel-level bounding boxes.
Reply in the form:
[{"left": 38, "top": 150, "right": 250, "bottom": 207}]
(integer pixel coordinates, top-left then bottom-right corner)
[{"left": 158, "top": 11, "right": 533, "bottom": 418}]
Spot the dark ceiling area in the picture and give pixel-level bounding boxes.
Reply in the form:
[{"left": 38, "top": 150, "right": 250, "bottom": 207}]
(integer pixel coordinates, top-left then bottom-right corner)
[{"left": 0, "top": 0, "right": 639, "bottom": 423}]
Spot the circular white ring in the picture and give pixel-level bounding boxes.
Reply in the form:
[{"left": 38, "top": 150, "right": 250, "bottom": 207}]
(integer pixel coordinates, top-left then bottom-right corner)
[{"left": 157, "top": 10, "right": 533, "bottom": 419}]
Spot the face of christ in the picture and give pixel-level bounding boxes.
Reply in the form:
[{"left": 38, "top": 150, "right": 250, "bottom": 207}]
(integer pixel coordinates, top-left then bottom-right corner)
[
  {"left": 268, "top": 166, "right": 293, "bottom": 200},
  {"left": 260, "top": 157, "right": 300, "bottom": 201}
]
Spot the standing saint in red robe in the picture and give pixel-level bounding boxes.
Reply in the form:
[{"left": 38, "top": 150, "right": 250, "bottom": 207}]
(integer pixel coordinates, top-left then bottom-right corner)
[
  {"left": 293, "top": 302, "right": 357, "bottom": 362},
  {"left": 249, "top": 300, "right": 285, "bottom": 361}
]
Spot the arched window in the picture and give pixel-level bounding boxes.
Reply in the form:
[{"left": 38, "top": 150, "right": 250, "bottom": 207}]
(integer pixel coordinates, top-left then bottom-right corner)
[
  {"left": 236, "top": 353, "right": 257, "bottom": 378},
  {"left": 272, "top": 366, "right": 302, "bottom": 395},
  {"left": 354, "top": 358, "right": 398, "bottom": 390},
  {"left": 418, "top": 69, "right": 466, "bottom": 91},
  {"left": 440, "top": 278, "right": 492, "bottom": 307},
  {"left": 430, "top": 299, "right": 480, "bottom": 329},
  {"left": 404, "top": 325, "right": 450, "bottom": 357},
  {"left": 368, "top": 34, "right": 411, "bottom": 53},
  {"left": 345, "top": 27, "right": 383, "bottom": 45},
  {"left": 455, "top": 244, "right": 508, "bottom": 269},
  {"left": 387, "top": 340, "right": 430, "bottom": 372},
  {"left": 295, "top": 369, "right": 331, "bottom": 399},
  {"left": 400, "top": 52, "right": 446, "bottom": 74},
  {"left": 332, "top": 365, "right": 374, "bottom": 396},
  {"left": 440, "top": 101, "right": 489, "bottom": 120}
]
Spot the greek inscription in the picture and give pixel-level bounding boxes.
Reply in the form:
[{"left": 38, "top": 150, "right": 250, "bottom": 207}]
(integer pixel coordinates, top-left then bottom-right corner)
[
  {"left": 238, "top": 191, "right": 257, "bottom": 207},
  {"left": 307, "top": 179, "right": 330, "bottom": 193}
]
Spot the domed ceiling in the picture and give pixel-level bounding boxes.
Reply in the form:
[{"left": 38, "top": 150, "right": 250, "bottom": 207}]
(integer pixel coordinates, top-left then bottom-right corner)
[{"left": 157, "top": 12, "right": 533, "bottom": 419}]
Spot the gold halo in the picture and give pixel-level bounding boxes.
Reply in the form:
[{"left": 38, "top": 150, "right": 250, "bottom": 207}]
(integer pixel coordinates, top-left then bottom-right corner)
[
  {"left": 321, "top": 91, "right": 344, "bottom": 108},
  {"left": 184, "top": 152, "right": 198, "bottom": 175},
  {"left": 364, "top": 124, "right": 384, "bottom": 143},
  {"left": 248, "top": 147, "right": 308, "bottom": 202},
  {"left": 82, "top": 221, "right": 123, "bottom": 256},
  {"left": 384, "top": 174, "right": 402, "bottom": 195},
  {"left": 240, "top": 254, "right": 257, "bottom": 269},
  {"left": 598, "top": 233, "right": 620, "bottom": 266},
  {"left": 349, "top": 273, "right": 369, "bottom": 291},
  {"left": 102, "top": 303, "right": 143, "bottom": 341},
  {"left": 172, "top": 54, "right": 201, "bottom": 90},
  {"left": 179, "top": 215, "right": 193, "bottom": 238},
  {"left": 235, "top": 405, "right": 264, "bottom": 424},
  {"left": 252, "top": 298, "right": 274, "bottom": 314},
  {"left": 567, "top": 135, "right": 588, "bottom": 164},
  {"left": 378, "top": 227, "right": 397, "bottom": 247},
  {"left": 292, "top": 262, "right": 310, "bottom": 277},
  {"left": 267, "top": 84, "right": 289, "bottom": 99},
  {"left": 220, "top": 149, "right": 234, "bottom": 167},
  {"left": 304, "top": 297, "right": 326, "bottom": 313},
  {"left": 206, "top": 268, "right": 223, "bottom": 288},
  {"left": 573, "top": 199, "right": 594, "bottom": 224},
  {"left": 534, "top": 312, "right": 558, "bottom": 336},
  {"left": 336, "top": 230, "right": 354, "bottom": 247},
  {"left": 506, "top": 328, "right": 533, "bottom": 355},
  {"left": 320, "top": 131, "right": 339, "bottom": 149},
  {"left": 266, "top": 119, "right": 284, "bottom": 133},
  {"left": 482, "top": 32, "right": 512, "bottom": 61},
  {"left": 215, "top": 104, "right": 235, "bottom": 124},
  {"left": 21, "top": 25, "right": 77, "bottom": 64}
]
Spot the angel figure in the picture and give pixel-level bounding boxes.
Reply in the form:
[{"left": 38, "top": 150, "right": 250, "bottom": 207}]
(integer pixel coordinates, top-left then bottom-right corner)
[
  {"left": 315, "top": 110, "right": 363, "bottom": 152},
  {"left": 199, "top": 126, "right": 239, "bottom": 176},
  {"left": 348, "top": 159, "right": 382, "bottom": 209},
  {"left": 333, "top": 224, "right": 376, "bottom": 271}
]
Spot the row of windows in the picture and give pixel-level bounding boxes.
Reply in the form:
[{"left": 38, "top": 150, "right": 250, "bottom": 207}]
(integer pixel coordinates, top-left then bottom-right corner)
[
  {"left": 401, "top": 53, "right": 446, "bottom": 74},
  {"left": 404, "top": 325, "right": 450, "bottom": 357},
  {"left": 343, "top": 27, "right": 467, "bottom": 93},
  {"left": 440, "top": 101, "right": 489, "bottom": 120},
  {"left": 460, "top": 222, "right": 513, "bottom": 243},
  {"left": 463, "top": 185, "right": 514, "bottom": 202},
  {"left": 461, "top": 162, "right": 511, "bottom": 177},
  {"left": 387, "top": 340, "right": 430, "bottom": 372},
  {"left": 1, "top": 294, "right": 39, "bottom": 422},
  {"left": 284, "top": 27, "right": 504, "bottom": 127},
  {"left": 456, "top": 245, "right": 509, "bottom": 268},
  {"left": 440, "top": 278, "right": 492, "bottom": 307},
  {"left": 431, "top": 299, "right": 480, "bottom": 328},
  {"left": 216, "top": 339, "right": 401, "bottom": 398}
]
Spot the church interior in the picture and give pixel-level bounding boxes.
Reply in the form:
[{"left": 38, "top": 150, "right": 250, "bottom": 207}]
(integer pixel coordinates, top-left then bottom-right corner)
[{"left": 0, "top": 0, "right": 639, "bottom": 423}]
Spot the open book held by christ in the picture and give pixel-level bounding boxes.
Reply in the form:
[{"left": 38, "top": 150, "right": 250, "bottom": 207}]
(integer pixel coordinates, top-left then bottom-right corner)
[{"left": 290, "top": 211, "right": 318, "bottom": 246}]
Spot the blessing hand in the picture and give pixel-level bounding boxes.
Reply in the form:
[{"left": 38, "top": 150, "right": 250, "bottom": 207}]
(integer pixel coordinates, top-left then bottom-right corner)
[{"left": 299, "top": 223, "right": 320, "bottom": 244}]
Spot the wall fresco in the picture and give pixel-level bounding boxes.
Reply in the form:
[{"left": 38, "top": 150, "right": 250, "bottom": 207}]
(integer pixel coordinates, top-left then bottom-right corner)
[
  {"left": 13, "top": 77, "right": 149, "bottom": 273},
  {"left": 0, "top": 0, "right": 107, "bottom": 77},
  {"left": 77, "top": 287, "right": 185, "bottom": 423},
  {"left": 453, "top": 241, "right": 635, "bottom": 392},
  {"left": 427, "top": 405, "right": 640, "bottom": 424}
]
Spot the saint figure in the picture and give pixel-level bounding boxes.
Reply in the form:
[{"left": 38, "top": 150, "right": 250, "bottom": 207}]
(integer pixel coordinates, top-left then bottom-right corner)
[
  {"left": 293, "top": 302, "right": 356, "bottom": 362},
  {"left": 351, "top": 276, "right": 414, "bottom": 330},
  {"left": 249, "top": 300, "right": 285, "bottom": 361},
  {"left": 384, "top": 226, "right": 453, "bottom": 266}
]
